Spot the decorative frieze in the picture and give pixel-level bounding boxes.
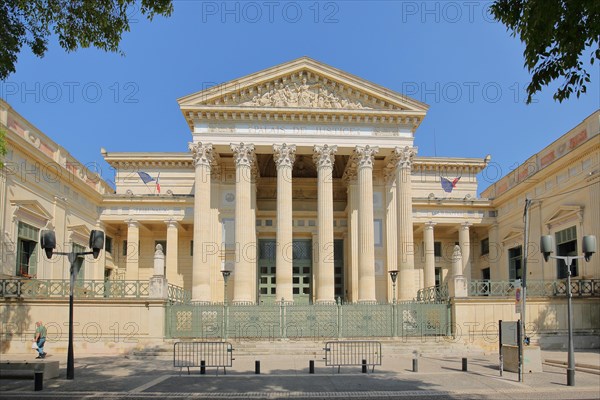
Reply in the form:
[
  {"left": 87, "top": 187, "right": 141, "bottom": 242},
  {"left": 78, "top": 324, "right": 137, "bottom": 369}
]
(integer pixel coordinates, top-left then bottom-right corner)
[{"left": 241, "top": 77, "right": 370, "bottom": 110}]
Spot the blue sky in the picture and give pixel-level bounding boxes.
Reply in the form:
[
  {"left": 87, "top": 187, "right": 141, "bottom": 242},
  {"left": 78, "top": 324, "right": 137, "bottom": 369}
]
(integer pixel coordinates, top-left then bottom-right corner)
[{"left": 2, "top": 1, "right": 598, "bottom": 192}]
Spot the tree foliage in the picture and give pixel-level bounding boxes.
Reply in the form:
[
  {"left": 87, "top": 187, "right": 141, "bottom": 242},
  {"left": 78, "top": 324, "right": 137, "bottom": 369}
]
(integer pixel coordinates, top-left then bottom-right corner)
[
  {"left": 0, "top": 0, "right": 173, "bottom": 81},
  {"left": 491, "top": 0, "right": 600, "bottom": 103}
]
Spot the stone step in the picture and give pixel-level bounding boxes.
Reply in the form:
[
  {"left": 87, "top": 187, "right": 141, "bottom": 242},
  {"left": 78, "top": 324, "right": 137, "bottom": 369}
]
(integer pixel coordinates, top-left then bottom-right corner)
[{"left": 129, "top": 338, "right": 483, "bottom": 360}]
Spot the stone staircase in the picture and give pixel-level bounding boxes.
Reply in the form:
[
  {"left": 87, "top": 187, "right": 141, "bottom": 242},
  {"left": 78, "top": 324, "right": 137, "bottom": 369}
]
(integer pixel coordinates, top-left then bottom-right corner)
[{"left": 128, "top": 337, "right": 484, "bottom": 361}]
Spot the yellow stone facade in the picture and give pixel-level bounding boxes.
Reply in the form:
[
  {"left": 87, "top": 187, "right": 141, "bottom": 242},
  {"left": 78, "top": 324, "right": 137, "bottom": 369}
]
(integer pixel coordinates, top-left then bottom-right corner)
[{"left": 1, "top": 58, "right": 599, "bottom": 307}]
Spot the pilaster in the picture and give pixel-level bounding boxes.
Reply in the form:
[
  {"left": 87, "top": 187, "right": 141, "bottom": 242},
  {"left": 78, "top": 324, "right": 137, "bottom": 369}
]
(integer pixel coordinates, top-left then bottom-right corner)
[{"left": 125, "top": 219, "right": 140, "bottom": 280}]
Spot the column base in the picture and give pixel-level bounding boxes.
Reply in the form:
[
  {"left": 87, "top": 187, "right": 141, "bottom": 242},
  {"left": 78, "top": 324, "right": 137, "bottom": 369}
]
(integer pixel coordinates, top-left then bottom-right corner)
[
  {"left": 231, "top": 300, "right": 256, "bottom": 306},
  {"left": 315, "top": 299, "right": 336, "bottom": 305},
  {"left": 357, "top": 299, "right": 378, "bottom": 304}
]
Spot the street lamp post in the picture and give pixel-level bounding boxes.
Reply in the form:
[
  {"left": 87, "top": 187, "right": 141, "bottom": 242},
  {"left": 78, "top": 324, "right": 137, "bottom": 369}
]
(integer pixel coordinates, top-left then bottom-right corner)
[
  {"left": 540, "top": 234, "right": 596, "bottom": 387},
  {"left": 221, "top": 270, "right": 231, "bottom": 305},
  {"left": 40, "top": 229, "right": 104, "bottom": 380},
  {"left": 388, "top": 270, "right": 398, "bottom": 304},
  {"left": 221, "top": 270, "right": 231, "bottom": 339}
]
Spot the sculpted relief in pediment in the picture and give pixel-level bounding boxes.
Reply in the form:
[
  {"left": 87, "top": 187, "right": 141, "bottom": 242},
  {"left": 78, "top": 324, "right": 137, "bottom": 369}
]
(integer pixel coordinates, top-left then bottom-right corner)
[{"left": 235, "top": 76, "right": 372, "bottom": 110}]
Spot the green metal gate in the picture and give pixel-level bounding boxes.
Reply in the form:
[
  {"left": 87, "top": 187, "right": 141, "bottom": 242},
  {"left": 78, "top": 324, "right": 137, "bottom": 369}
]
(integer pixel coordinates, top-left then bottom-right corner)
[{"left": 166, "top": 301, "right": 451, "bottom": 340}]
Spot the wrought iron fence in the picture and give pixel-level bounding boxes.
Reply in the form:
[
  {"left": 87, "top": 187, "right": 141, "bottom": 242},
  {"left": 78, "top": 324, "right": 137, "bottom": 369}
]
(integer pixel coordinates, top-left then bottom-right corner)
[
  {"left": 165, "top": 301, "right": 451, "bottom": 340},
  {"left": 416, "top": 284, "right": 449, "bottom": 303},
  {"left": 0, "top": 278, "right": 196, "bottom": 303},
  {"left": 167, "top": 284, "right": 192, "bottom": 304},
  {"left": 469, "top": 279, "right": 600, "bottom": 297},
  {"left": 0, "top": 278, "right": 150, "bottom": 299}
]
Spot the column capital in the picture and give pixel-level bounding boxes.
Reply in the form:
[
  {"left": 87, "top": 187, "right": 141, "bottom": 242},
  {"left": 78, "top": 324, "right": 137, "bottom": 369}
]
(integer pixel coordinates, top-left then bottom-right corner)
[
  {"left": 313, "top": 144, "right": 337, "bottom": 168},
  {"left": 424, "top": 221, "right": 437, "bottom": 230},
  {"left": 126, "top": 219, "right": 139, "bottom": 228},
  {"left": 353, "top": 145, "right": 379, "bottom": 169},
  {"left": 460, "top": 221, "right": 473, "bottom": 230},
  {"left": 231, "top": 142, "right": 256, "bottom": 168},
  {"left": 273, "top": 143, "right": 296, "bottom": 168},
  {"left": 164, "top": 219, "right": 179, "bottom": 229},
  {"left": 189, "top": 142, "right": 214, "bottom": 168},
  {"left": 393, "top": 146, "right": 417, "bottom": 169}
]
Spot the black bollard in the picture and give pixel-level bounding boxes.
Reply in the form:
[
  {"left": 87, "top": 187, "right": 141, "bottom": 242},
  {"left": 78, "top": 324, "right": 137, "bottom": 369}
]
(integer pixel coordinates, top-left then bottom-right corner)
[
  {"left": 34, "top": 371, "right": 43, "bottom": 391},
  {"left": 200, "top": 360, "right": 206, "bottom": 375},
  {"left": 362, "top": 359, "right": 367, "bottom": 373},
  {"left": 255, "top": 360, "right": 260, "bottom": 374},
  {"left": 412, "top": 358, "right": 418, "bottom": 372},
  {"left": 309, "top": 360, "right": 315, "bottom": 374},
  {"left": 462, "top": 357, "right": 468, "bottom": 371}
]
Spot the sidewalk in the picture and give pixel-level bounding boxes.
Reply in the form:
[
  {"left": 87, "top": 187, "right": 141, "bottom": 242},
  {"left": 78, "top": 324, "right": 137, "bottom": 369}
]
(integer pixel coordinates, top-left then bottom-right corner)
[{"left": 1, "top": 349, "right": 599, "bottom": 399}]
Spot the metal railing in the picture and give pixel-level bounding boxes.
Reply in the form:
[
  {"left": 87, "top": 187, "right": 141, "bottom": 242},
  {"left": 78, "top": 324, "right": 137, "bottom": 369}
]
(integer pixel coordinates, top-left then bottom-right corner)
[
  {"left": 167, "top": 284, "right": 192, "bottom": 304},
  {"left": 0, "top": 278, "right": 196, "bottom": 303},
  {"left": 324, "top": 340, "right": 382, "bottom": 373},
  {"left": 416, "top": 284, "right": 449, "bottom": 303},
  {"left": 0, "top": 278, "right": 149, "bottom": 299},
  {"left": 469, "top": 279, "right": 600, "bottom": 297},
  {"left": 173, "top": 341, "right": 234, "bottom": 375}
]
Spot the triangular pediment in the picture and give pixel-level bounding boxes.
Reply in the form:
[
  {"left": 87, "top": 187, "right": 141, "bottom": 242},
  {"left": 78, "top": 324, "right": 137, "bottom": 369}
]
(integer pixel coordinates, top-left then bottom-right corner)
[
  {"left": 11, "top": 200, "right": 52, "bottom": 221},
  {"left": 178, "top": 57, "right": 428, "bottom": 115},
  {"left": 545, "top": 205, "right": 582, "bottom": 227},
  {"left": 67, "top": 224, "right": 92, "bottom": 245},
  {"left": 502, "top": 227, "right": 523, "bottom": 244}
]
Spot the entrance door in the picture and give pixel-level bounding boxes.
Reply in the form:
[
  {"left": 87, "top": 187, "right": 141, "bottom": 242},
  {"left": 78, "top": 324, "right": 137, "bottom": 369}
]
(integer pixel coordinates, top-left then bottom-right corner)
[
  {"left": 257, "top": 239, "right": 314, "bottom": 304},
  {"left": 258, "top": 240, "right": 277, "bottom": 304},
  {"left": 292, "top": 240, "right": 312, "bottom": 304}
]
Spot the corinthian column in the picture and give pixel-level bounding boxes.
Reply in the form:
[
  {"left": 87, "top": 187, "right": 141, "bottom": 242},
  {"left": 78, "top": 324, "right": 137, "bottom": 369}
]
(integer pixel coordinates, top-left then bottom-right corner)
[
  {"left": 273, "top": 143, "right": 296, "bottom": 303},
  {"left": 231, "top": 143, "right": 256, "bottom": 304},
  {"left": 424, "top": 221, "right": 436, "bottom": 289},
  {"left": 314, "top": 144, "right": 337, "bottom": 303},
  {"left": 394, "top": 146, "right": 417, "bottom": 300},
  {"left": 355, "top": 145, "right": 379, "bottom": 303},
  {"left": 189, "top": 142, "right": 214, "bottom": 302}
]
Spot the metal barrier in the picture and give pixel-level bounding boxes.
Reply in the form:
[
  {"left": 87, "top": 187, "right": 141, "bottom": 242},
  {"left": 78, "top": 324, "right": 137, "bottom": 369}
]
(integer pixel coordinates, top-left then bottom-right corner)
[
  {"left": 324, "top": 340, "right": 382, "bottom": 373},
  {"left": 173, "top": 341, "right": 234, "bottom": 375}
]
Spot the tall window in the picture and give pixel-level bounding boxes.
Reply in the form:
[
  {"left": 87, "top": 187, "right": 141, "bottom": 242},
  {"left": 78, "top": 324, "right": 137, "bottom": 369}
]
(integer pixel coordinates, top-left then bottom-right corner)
[
  {"left": 16, "top": 222, "right": 39, "bottom": 277},
  {"left": 481, "top": 238, "right": 490, "bottom": 256},
  {"left": 105, "top": 236, "right": 113, "bottom": 254},
  {"left": 73, "top": 243, "right": 86, "bottom": 283},
  {"left": 435, "top": 267, "right": 442, "bottom": 287},
  {"left": 556, "top": 226, "right": 578, "bottom": 278},
  {"left": 508, "top": 246, "right": 522, "bottom": 281},
  {"left": 374, "top": 219, "right": 383, "bottom": 247},
  {"left": 434, "top": 242, "right": 442, "bottom": 257}
]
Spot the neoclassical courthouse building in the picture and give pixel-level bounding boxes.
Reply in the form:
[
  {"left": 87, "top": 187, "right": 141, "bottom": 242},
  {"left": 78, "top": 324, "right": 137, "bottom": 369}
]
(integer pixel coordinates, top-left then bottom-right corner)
[{"left": 1, "top": 58, "right": 599, "bottom": 309}]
